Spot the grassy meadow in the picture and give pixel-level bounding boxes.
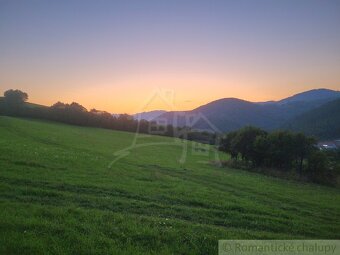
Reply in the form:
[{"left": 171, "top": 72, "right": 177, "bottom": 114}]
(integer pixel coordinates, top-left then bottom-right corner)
[{"left": 0, "top": 116, "right": 340, "bottom": 254}]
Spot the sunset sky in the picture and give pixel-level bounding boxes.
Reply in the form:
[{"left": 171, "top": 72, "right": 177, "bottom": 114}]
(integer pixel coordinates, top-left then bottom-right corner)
[{"left": 1, "top": 0, "right": 340, "bottom": 114}]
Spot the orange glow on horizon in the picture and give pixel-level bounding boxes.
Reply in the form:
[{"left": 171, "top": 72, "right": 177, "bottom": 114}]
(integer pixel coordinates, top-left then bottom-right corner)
[
  {"left": 2, "top": 61, "right": 340, "bottom": 114},
  {"left": 2, "top": 76, "right": 339, "bottom": 115},
  {"left": 1, "top": 0, "right": 340, "bottom": 114}
]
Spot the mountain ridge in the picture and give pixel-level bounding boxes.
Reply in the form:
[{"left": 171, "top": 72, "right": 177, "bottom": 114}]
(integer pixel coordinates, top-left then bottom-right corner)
[{"left": 133, "top": 88, "right": 340, "bottom": 136}]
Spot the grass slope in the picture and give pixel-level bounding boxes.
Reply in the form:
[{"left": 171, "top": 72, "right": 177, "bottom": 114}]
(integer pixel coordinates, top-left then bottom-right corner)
[{"left": 0, "top": 116, "right": 339, "bottom": 254}]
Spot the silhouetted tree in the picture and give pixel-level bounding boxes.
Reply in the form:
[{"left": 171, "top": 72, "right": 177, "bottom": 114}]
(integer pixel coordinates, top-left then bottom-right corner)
[
  {"left": 266, "top": 131, "right": 296, "bottom": 170},
  {"left": 232, "top": 126, "right": 267, "bottom": 162},
  {"left": 69, "top": 102, "right": 87, "bottom": 112},
  {"left": 293, "top": 133, "right": 316, "bottom": 174},
  {"left": 219, "top": 131, "right": 239, "bottom": 159},
  {"left": 2, "top": 89, "right": 28, "bottom": 115},
  {"left": 4, "top": 89, "right": 28, "bottom": 105},
  {"left": 253, "top": 135, "right": 270, "bottom": 167}
]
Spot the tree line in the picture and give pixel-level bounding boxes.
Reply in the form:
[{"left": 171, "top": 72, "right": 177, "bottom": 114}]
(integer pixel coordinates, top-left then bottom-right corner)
[
  {"left": 218, "top": 126, "right": 339, "bottom": 185},
  {"left": 0, "top": 89, "right": 216, "bottom": 144}
]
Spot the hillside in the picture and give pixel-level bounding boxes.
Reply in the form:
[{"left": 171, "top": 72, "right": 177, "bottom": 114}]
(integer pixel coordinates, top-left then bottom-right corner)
[
  {"left": 283, "top": 98, "right": 340, "bottom": 139},
  {"left": 133, "top": 110, "right": 166, "bottom": 121},
  {"left": 149, "top": 89, "right": 340, "bottom": 132},
  {"left": 150, "top": 98, "right": 286, "bottom": 132},
  {"left": 278, "top": 88, "right": 340, "bottom": 104},
  {"left": 0, "top": 116, "right": 340, "bottom": 254},
  {"left": 0, "top": 97, "right": 46, "bottom": 109}
]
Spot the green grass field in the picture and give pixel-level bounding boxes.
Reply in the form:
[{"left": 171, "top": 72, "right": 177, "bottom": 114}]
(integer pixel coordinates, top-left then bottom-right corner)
[{"left": 0, "top": 116, "right": 339, "bottom": 254}]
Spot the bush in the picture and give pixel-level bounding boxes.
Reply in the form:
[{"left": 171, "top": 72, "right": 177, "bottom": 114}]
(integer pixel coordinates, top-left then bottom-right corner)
[{"left": 307, "top": 150, "right": 336, "bottom": 185}]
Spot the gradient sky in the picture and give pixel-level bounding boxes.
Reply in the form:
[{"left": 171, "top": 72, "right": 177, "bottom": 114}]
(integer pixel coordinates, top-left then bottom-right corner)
[{"left": 1, "top": 0, "right": 340, "bottom": 113}]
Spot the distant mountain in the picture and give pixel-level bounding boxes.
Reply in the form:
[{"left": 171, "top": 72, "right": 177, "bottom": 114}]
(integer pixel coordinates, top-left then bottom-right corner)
[
  {"left": 283, "top": 98, "right": 340, "bottom": 139},
  {"left": 133, "top": 110, "right": 166, "bottom": 121},
  {"left": 278, "top": 88, "right": 340, "bottom": 104},
  {"left": 153, "top": 98, "right": 287, "bottom": 132},
  {"left": 148, "top": 88, "right": 340, "bottom": 132},
  {"left": 191, "top": 98, "right": 283, "bottom": 131}
]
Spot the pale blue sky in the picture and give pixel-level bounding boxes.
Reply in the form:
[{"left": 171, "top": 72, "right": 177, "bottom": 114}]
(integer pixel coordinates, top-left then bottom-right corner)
[{"left": 1, "top": 0, "right": 339, "bottom": 113}]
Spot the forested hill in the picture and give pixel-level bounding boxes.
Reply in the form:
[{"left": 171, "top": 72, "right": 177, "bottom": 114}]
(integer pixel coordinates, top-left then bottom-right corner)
[
  {"left": 283, "top": 98, "right": 340, "bottom": 139},
  {"left": 148, "top": 89, "right": 340, "bottom": 133}
]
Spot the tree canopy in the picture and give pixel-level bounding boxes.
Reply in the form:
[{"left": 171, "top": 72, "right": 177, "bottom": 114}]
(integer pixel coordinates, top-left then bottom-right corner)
[{"left": 4, "top": 89, "right": 28, "bottom": 105}]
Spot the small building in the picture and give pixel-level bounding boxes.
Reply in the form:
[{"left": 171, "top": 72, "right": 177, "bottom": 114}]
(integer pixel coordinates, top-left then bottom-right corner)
[{"left": 318, "top": 141, "right": 338, "bottom": 150}]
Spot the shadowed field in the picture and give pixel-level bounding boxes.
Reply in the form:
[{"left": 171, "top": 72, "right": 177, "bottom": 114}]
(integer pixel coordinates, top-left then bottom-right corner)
[{"left": 0, "top": 116, "right": 339, "bottom": 254}]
